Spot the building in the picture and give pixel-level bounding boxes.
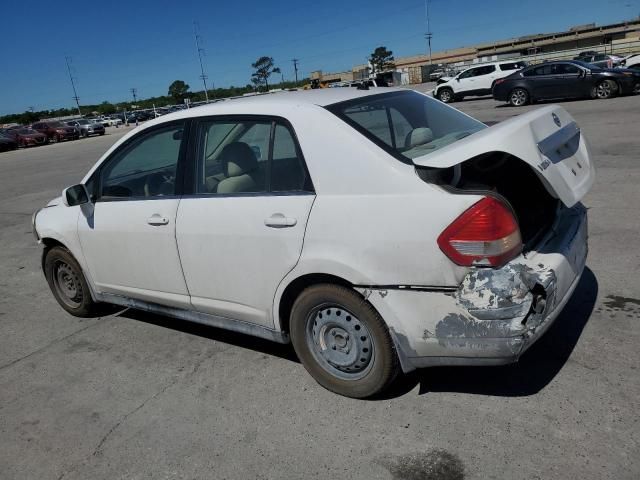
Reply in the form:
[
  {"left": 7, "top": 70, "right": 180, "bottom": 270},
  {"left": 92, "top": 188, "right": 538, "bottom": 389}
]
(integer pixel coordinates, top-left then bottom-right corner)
[{"left": 312, "top": 18, "right": 640, "bottom": 84}]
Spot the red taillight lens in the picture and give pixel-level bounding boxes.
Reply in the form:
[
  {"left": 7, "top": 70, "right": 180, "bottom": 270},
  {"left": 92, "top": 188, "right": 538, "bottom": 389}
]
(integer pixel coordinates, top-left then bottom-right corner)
[
  {"left": 437, "top": 197, "right": 522, "bottom": 268},
  {"left": 494, "top": 78, "right": 505, "bottom": 86}
]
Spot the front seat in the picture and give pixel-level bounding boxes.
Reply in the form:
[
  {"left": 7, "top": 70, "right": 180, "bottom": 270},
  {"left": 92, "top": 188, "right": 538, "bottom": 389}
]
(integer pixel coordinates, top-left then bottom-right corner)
[
  {"left": 216, "top": 142, "right": 261, "bottom": 194},
  {"left": 404, "top": 127, "right": 434, "bottom": 149}
]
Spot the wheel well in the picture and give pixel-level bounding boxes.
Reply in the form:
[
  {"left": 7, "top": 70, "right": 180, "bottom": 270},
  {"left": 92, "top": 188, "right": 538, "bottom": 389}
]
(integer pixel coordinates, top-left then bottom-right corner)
[
  {"left": 278, "top": 273, "right": 353, "bottom": 334},
  {"left": 40, "top": 238, "right": 67, "bottom": 270}
]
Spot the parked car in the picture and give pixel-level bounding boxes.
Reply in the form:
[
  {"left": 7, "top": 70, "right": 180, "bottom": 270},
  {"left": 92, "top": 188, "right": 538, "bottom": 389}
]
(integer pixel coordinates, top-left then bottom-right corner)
[
  {"left": 66, "top": 119, "right": 106, "bottom": 137},
  {"left": 33, "top": 88, "right": 594, "bottom": 398},
  {"left": 434, "top": 60, "right": 527, "bottom": 102},
  {"left": 0, "top": 133, "right": 19, "bottom": 151},
  {"left": 5, "top": 127, "right": 48, "bottom": 147},
  {"left": 575, "top": 53, "right": 624, "bottom": 69},
  {"left": 573, "top": 50, "right": 599, "bottom": 60},
  {"left": 619, "top": 54, "right": 640, "bottom": 70},
  {"left": 31, "top": 121, "right": 79, "bottom": 142},
  {"left": 493, "top": 60, "right": 640, "bottom": 106}
]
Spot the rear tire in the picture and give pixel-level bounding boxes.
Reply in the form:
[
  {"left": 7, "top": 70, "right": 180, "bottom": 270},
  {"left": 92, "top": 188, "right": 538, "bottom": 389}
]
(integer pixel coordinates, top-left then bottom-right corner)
[
  {"left": 289, "top": 284, "right": 400, "bottom": 398},
  {"left": 437, "top": 88, "right": 454, "bottom": 103},
  {"left": 509, "top": 88, "right": 529, "bottom": 106},
  {"left": 44, "top": 246, "right": 101, "bottom": 317}
]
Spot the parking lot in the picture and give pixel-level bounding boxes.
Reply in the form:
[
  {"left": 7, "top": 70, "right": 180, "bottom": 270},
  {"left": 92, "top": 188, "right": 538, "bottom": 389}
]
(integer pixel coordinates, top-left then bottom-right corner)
[{"left": 1, "top": 93, "right": 639, "bottom": 479}]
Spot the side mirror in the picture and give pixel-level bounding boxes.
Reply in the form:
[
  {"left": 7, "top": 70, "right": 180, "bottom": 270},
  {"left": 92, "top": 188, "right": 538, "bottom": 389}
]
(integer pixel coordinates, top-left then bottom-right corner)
[
  {"left": 62, "top": 184, "right": 90, "bottom": 207},
  {"left": 456, "top": 77, "right": 460, "bottom": 82}
]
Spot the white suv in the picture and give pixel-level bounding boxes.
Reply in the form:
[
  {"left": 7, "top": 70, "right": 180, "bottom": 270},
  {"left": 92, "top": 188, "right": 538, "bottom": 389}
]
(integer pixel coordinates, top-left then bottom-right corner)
[
  {"left": 33, "top": 89, "right": 593, "bottom": 398},
  {"left": 434, "top": 61, "right": 527, "bottom": 103}
]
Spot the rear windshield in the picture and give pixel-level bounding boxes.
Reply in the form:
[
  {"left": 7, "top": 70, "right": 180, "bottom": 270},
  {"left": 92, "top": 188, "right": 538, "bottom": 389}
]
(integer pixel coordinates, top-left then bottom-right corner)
[{"left": 326, "top": 90, "right": 485, "bottom": 162}]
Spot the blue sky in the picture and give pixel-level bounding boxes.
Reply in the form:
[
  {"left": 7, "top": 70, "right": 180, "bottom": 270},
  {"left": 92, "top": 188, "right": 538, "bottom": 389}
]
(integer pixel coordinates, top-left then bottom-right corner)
[{"left": 0, "top": 0, "right": 637, "bottom": 114}]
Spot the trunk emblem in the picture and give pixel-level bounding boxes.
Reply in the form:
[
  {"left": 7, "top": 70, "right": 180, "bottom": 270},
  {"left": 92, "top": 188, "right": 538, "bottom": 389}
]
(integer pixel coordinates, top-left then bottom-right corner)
[{"left": 552, "top": 113, "right": 561, "bottom": 127}]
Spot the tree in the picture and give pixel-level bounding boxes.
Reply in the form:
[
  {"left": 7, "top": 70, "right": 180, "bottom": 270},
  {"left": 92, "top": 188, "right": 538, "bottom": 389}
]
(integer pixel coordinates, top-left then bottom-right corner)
[
  {"left": 251, "top": 56, "right": 280, "bottom": 91},
  {"left": 168, "top": 80, "right": 190, "bottom": 103},
  {"left": 369, "top": 46, "right": 395, "bottom": 74}
]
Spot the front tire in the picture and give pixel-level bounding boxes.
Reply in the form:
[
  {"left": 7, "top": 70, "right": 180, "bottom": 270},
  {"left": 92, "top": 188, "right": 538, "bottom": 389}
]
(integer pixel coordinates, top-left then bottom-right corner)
[
  {"left": 593, "top": 80, "right": 617, "bottom": 99},
  {"left": 437, "top": 87, "right": 454, "bottom": 103},
  {"left": 290, "top": 284, "right": 400, "bottom": 398},
  {"left": 509, "top": 88, "right": 529, "bottom": 106},
  {"left": 44, "top": 246, "right": 101, "bottom": 317}
]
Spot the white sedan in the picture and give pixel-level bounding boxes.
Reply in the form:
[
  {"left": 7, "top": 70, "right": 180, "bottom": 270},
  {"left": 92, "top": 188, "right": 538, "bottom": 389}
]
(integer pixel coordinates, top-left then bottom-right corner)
[{"left": 33, "top": 88, "right": 594, "bottom": 398}]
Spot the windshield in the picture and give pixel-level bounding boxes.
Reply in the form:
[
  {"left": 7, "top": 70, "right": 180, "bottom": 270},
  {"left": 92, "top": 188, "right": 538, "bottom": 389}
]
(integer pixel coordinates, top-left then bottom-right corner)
[
  {"left": 326, "top": 90, "right": 486, "bottom": 161},
  {"left": 77, "top": 120, "right": 89, "bottom": 125},
  {"left": 47, "top": 121, "right": 65, "bottom": 127}
]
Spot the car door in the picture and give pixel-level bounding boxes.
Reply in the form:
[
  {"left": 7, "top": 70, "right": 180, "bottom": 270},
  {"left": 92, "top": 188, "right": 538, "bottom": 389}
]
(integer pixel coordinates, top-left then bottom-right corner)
[
  {"left": 77, "top": 121, "right": 191, "bottom": 309},
  {"left": 475, "top": 65, "right": 497, "bottom": 93},
  {"left": 455, "top": 67, "right": 479, "bottom": 94},
  {"left": 554, "top": 63, "right": 585, "bottom": 98},
  {"left": 176, "top": 116, "right": 315, "bottom": 328},
  {"left": 523, "top": 64, "right": 557, "bottom": 98}
]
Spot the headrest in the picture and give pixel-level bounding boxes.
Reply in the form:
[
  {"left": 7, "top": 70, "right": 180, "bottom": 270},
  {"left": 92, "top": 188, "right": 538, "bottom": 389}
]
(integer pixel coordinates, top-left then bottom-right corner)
[
  {"left": 405, "top": 127, "right": 434, "bottom": 148},
  {"left": 219, "top": 142, "right": 258, "bottom": 177}
]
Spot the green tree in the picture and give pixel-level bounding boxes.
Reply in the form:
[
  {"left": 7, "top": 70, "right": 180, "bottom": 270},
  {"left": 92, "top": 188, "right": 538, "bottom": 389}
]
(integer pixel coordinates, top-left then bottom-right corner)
[
  {"left": 168, "top": 80, "right": 190, "bottom": 103},
  {"left": 369, "top": 46, "right": 395, "bottom": 74},
  {"left": 251, "top": 56, "right": 280, "bottom": 91}
]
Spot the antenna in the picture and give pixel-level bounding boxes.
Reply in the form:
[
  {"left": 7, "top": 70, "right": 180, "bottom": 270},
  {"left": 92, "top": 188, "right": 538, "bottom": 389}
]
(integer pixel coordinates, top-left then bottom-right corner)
[
  {"left": 194, "top": 22, "right": 210, "bottom": 102},
  {"left": 65, "top": 56, "right": 82, "bottom": 117},
  {"left": 424, "top": 0, "right": 433, "bottom": 65},
  {"left": 292, "top": 58, "right": 299, "bottom": 86}
]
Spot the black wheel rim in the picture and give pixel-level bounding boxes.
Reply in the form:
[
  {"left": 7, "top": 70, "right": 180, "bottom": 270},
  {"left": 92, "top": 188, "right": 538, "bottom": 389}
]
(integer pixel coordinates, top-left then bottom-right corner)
[
  {"left": 53, "top": 260, "right": 83, "bottom": 308},
  {"left": 305, "top": 304, "right": 375, "bottom": 381}
]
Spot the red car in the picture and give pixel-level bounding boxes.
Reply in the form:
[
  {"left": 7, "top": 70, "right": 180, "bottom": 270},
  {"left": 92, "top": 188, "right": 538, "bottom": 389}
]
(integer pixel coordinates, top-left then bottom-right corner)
[
  {"left": 4, "top": 128, "right": 49, "bottom": 147},
  {"left": 31, "top": 121, "right": 79, "bottom": 142}
]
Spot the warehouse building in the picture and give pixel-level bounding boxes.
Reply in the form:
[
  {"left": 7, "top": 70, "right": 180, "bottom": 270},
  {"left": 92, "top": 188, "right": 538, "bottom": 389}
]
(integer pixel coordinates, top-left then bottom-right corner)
[{"left": 312, "top": 17, "right": 640, "bottom": 84}]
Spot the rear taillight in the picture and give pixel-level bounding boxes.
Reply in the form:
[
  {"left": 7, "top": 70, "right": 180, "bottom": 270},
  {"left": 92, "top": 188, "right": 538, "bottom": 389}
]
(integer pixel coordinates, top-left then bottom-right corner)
[
  {"left": 494, "top": 78, "right": 506, "bottom": 86},
  {"left": 437, "top": 197, "right": 522, "bottom": 268}
]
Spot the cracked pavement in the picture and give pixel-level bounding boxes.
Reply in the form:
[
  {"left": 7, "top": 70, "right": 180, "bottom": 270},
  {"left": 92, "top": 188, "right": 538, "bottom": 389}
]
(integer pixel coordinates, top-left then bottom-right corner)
[{"left": 1, "top": 96, "right": 639, "bottom": 479}]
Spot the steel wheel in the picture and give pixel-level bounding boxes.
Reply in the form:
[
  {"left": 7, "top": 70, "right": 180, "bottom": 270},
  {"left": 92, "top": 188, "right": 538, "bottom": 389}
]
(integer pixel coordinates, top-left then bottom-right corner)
[
  {"left": 306, "top": 304, "right": 374, "bottom": 381},
  {"left": 596, "top": 80, "right": 614, "bottom": 99},
  {"left": 52, "top": 260, "right": 83, "bottom": 309},
  {"left": 510, "top": 88, "right": 528, "bottom": 106}
]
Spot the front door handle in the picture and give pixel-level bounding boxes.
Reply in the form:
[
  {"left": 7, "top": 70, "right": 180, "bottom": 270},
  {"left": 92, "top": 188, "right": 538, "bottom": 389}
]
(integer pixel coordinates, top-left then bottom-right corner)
[
  {"left": 147, "top": 214, "right": 169, "bottom": 226},
  {"left": 265, "top": 213, "right": 297, "bottom": 228}
]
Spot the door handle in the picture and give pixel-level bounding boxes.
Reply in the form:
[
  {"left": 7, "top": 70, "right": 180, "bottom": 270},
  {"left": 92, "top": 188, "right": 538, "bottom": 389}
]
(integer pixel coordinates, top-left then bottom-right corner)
[
  {"left": 264, "top": 213, "right": 297, "bottom": 228},
  {"left": 147, "top": 214, "right": 169, "bottom": 226}
]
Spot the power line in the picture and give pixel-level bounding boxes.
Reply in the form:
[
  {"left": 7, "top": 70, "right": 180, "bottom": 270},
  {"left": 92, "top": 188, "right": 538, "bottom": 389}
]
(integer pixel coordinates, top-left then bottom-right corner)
[
  {"left": 65, "top": 56, "right": 82, "bottom": 117},
  {"left": 194, "top": 22, "right": 210, "bottom": 102},
  {"left": 292, "top": 58, "right": 299, "bottom": 86}
]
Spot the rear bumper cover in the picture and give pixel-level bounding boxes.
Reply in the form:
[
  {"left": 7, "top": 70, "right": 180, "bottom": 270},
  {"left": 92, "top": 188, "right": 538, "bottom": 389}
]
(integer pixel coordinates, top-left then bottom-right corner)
[{"left": 359, "top": 204, "right": 588, "bottom": 372}]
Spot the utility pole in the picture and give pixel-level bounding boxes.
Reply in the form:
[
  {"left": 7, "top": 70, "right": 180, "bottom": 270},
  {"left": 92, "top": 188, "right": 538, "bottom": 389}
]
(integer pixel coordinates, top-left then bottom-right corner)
[
  {"left": 65, "top": 56, "right": 82, "bottom": 117},
  {"left": 424, "top": 0, "right": 433, "bottom": 65},
  {"left": 292, "top": 58, "right": 299, "bottom": 87},
  {"left": 194, "top": 22, "right": 210, "bottom": 103},
  {"left": 130, "top": 88, "right": 137, "bottom": 104}
]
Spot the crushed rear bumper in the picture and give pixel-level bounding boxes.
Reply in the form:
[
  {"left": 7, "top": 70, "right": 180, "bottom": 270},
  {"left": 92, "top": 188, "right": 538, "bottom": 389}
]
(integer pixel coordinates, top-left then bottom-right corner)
[{"left": 359, "top": 204, "right": 588, "bottom": 372}]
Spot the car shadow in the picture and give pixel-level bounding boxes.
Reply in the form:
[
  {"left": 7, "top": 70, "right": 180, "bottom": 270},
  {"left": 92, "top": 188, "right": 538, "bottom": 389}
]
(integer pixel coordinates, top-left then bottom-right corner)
[
  {"left": 377, "top": 267, "right": 598, "bottom": 400},
  {"left": 116, "top": 308, "right": 299, "bottom": 364},
  {"left": 495, "top": 97, "right": 595, "bottom": 109}
]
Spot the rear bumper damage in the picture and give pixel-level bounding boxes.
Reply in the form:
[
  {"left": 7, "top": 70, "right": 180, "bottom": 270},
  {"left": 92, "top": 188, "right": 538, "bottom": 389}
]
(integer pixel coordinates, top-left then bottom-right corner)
[{"left": 359, "top": 204, "right": 588, "bottom": 372}]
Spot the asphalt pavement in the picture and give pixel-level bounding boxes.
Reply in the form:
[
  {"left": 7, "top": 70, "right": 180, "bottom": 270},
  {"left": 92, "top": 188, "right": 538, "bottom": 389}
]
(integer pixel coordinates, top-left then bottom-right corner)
[{"left": 0, "top": 95, "right": 638, "bottom": 480}]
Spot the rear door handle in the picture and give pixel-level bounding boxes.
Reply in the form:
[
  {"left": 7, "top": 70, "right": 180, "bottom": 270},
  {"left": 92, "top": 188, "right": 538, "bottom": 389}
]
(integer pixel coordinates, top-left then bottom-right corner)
[
  {"left": 147, "top": 214, "right": 169, "bottom": 226},
  {"left": 264, "top": 213, "right": 297, "bottom": 228}
]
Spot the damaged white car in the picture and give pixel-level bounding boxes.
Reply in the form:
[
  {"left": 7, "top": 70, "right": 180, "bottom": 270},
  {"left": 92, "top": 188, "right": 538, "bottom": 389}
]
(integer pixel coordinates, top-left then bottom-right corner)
[{"left": 33, "top": 89, "right": 594, "bottom": 398}]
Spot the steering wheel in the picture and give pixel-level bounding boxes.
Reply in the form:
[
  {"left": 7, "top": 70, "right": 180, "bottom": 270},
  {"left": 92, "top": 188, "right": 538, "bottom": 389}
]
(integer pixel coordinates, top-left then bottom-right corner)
[{"left": 144, "top": 172, "right": 174, "bottom": 196}]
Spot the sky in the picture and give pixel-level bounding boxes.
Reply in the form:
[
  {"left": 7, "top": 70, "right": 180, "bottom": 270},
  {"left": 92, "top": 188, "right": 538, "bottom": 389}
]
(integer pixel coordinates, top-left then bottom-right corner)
[{"left": 0, "top": 0, "right": 638, "bottom": 115}]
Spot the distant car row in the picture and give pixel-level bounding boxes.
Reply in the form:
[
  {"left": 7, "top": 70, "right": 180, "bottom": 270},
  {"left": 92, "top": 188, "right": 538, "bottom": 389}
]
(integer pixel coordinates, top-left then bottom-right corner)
[
  {"left": 0, "top": 118, "right": 106, "bottom": 151},
  {"left": 433, "top": 57, "right": 640, "bottom": 106}
]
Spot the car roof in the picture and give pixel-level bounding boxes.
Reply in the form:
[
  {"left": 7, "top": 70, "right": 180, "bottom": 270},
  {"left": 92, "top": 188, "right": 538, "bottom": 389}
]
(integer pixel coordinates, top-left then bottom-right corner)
[{"left": 143, "top": 87, "right": 408, "bottom": 124}]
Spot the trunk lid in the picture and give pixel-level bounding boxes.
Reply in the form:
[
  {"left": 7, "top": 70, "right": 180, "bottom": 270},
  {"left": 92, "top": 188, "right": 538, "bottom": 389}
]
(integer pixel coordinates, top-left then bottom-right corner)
[{"left": 412, "top": 105, "right": 595, "bottom": 207}]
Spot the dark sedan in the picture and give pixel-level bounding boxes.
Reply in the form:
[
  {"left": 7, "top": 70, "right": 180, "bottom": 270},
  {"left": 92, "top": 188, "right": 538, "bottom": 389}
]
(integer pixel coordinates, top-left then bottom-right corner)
[
  {"left": 3, "top": 128, "right": 49, "bottom": 147},
  {"left": 493, "top": 60, "right": 640, "bottom": 106},
  {"left": 0, "top": 133, "right": 19, "bottom": 152}
]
